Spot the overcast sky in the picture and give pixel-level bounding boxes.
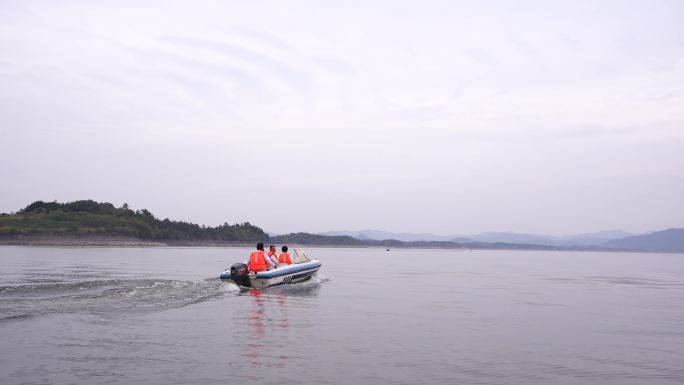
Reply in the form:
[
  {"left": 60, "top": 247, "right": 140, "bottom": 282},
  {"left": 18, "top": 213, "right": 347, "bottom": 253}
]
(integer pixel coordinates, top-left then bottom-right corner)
[{"left": 1, "top": 0, "right": 683, "bottom": 236}]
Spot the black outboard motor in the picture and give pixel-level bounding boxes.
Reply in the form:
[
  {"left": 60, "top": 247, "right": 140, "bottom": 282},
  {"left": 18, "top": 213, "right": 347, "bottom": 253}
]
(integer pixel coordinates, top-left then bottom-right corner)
[{"left": 229, "top": 263, "right": 250, "bottom": 287}]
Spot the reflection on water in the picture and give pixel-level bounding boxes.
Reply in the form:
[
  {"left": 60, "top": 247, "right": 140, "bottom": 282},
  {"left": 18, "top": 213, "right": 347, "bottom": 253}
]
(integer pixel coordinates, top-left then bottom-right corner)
[
  {"left": 240, "top": 280, "right": 323, "bottom": 370},
  {"left": 246, "top": 289, "right": 267, "bottom": 368}
]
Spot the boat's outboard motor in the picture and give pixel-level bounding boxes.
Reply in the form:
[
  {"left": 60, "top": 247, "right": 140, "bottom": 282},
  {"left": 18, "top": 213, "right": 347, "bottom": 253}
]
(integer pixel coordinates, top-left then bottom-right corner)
[{"left": 229, "top": 263, "right": 249, "bottom": 287}]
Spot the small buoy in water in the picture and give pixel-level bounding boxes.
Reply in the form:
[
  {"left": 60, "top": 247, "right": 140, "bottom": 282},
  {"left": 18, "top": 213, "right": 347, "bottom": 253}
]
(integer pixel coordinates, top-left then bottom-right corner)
[{"left": 386, "top": 249, "right": 390, "bottom": 251}]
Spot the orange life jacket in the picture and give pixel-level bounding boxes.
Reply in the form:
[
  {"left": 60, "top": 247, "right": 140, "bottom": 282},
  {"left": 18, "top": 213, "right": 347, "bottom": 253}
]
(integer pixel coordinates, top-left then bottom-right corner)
[
  {"left": 278, "top": 252, "right": 292, "bottom": 265},
  {"left": 249, "top": 250, "right": 268, "bottom": 272}
]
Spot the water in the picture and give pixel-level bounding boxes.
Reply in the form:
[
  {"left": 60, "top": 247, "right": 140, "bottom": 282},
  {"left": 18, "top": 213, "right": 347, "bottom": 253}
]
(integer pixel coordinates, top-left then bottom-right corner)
[{"left": 1, "top": 246, "right": 683, "bottom": 385}]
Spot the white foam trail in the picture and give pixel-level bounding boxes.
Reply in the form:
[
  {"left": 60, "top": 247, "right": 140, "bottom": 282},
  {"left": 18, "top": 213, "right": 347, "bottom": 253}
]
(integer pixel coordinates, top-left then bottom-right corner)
[{"left": 220, "top": 281, "right": 240, "bottom": 293}]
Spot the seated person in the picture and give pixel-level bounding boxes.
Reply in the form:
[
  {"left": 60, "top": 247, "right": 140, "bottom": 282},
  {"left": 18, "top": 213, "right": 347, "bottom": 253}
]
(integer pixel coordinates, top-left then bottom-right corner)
[
  {"left": 246, "top": 242, "right": 276, "bottom": 272},
  {"left": 278, "top": 245, "right": 292, "bottom": 265},
  {"left": 267, "top": 244, "right": 278, "bottom": 264}
]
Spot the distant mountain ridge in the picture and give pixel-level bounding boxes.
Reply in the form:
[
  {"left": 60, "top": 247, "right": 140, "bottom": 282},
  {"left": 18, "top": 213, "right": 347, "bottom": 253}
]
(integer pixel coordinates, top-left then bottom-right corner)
[
  {"left": 321, "top": 229, "right": 636, "bottom": 246},
  {"left": 320, "top": 230, "right": 460, "bottom": 242},
  {"left": 601, "top": 228, "right": 684, "bottom": 252},
  {"left": 318, "top": 228, "right": 684, "bottom": 252}
]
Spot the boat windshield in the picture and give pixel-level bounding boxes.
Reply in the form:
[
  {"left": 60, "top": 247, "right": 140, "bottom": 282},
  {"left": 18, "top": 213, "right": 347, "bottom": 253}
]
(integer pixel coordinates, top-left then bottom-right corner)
[{"left": 293, "top": 248, "right": 311, "bottom": 263}]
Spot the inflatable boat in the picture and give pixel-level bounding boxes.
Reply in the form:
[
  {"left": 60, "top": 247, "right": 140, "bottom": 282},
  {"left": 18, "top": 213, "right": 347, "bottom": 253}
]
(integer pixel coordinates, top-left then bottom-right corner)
[{"left": 220, "top": 249, "right": 321, "bottom": 289}]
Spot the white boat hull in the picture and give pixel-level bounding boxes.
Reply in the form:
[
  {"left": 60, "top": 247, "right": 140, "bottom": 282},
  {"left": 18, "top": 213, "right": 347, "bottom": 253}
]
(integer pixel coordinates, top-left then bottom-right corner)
[{"left": 220, "top": 260, "right": 321, "bottom": 288}]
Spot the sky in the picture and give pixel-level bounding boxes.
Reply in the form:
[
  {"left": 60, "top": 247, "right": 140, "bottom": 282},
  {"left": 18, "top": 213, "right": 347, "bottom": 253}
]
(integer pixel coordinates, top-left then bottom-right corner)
[{"left": 1, "top": 0, "right": 683, "bottom": 236}]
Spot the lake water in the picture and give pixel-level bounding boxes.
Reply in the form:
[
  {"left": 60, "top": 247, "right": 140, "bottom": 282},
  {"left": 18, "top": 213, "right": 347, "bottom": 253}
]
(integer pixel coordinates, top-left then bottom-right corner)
[{"left": 0, "top": 246, "right": 682, "bottom": 385}]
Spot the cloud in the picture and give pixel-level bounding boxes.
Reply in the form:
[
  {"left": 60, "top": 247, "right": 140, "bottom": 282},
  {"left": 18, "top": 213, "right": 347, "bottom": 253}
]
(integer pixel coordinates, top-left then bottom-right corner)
[
  {"left": 159, "top": 35, "right": 310, "bottom": 89},
  {"left": 1, "top": 0, "right": 683, "bottom": 234}
]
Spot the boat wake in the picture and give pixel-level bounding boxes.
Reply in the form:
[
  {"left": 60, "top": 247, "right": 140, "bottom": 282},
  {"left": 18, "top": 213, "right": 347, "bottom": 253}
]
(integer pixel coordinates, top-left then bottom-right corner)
[
  {"left": 0, "top": 274, "right": 331, "bottom": 322},
  {"left": 0, "top": 278, "right": 225, "bottom": 322}
]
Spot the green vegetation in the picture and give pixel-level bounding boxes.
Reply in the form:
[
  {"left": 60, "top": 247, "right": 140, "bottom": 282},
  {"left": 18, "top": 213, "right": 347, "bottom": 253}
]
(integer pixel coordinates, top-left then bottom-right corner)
[
  {"left": 270, "top": 232, "right": 367, "bottom": 246},
  {"left": 0, "top": 200, "right": 266, "bottom": 242}
]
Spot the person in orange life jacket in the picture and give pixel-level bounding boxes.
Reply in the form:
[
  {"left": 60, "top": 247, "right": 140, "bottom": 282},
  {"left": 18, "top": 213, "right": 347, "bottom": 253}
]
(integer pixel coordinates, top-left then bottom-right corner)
[
  {"left": 278, "top": 245, "right": 292, "bottom": 265},
  {"left": 246, "top": 242, "right": 276, "bottom": 273},
  {"left": 267, "top": 245, "right": 278, "bottom": 265}
]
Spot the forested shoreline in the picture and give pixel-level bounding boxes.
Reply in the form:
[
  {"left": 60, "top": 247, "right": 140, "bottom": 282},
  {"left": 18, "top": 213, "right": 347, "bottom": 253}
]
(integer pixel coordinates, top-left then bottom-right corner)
[
  {"left": 2, "top": 200, "right": 681, "bottom": 252},
  {"left": 0, "top": 200, "right": 267, "bottom": 243}
]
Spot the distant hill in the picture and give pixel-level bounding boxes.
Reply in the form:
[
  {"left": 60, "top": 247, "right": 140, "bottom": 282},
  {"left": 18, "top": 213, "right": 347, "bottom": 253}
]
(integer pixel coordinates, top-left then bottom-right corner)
[
  {"left": 467, "top": 230, "right": 638, "bottom": 246},
  {"left": 0, "top": 200, "right": 266, "bottom": 243},
  {"left": 285, "top": 229, "right": 684, "bottom": 253},
  {"left": 468, "top": 232, "right": 556, "bottom": 245},
  {"left": 601, "top": 228, "right": 684, "bottom": 252},
  {"left": 323, "top": 229, "right": 634, "bottom": 247},
  {"left": 560, "top": 230, "right": 636, "bottom": 246},
  {"left": 270, "top": 232, "right": 367, "bottom": 246},
  {"left": 321, "top": 229, "right": 467, "bottom": 242},
  {"left": 273, "top": 232, "right": 557, "bottom": 250}
]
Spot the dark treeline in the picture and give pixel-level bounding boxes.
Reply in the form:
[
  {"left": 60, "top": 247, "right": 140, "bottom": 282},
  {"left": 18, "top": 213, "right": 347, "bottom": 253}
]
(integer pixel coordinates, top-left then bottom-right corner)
[
  {"left": 0, "top": 200, "right": 266, "bottom": 242},
  {"left": 269, "top": 232, "right": 559, "bottom": 250},
  {"left": 270, "top": 232, "right": 368, "bottom": 246}
]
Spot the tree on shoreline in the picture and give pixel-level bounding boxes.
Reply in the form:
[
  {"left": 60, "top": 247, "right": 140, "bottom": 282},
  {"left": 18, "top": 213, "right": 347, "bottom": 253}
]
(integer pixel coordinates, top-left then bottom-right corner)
[{"left": 0, "top": 200, "right": 267, "bottom": 242}]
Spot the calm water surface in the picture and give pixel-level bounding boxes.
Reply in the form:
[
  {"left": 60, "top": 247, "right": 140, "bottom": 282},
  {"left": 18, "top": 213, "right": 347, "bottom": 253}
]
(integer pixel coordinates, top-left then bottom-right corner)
[{"left": 0, "top": 246, "right": 682, "bottom": 384}]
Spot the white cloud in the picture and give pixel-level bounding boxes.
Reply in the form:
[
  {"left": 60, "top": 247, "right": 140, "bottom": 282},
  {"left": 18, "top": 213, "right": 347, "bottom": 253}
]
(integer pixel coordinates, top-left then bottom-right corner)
[{"left": 1, "top": 0, "right": 683, "bottom": 234}]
